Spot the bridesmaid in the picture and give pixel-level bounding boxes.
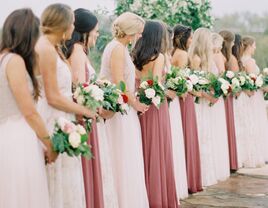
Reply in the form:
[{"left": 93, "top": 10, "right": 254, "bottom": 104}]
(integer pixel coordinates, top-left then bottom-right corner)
[
  {"left": 64, "top": 8, "right": 106, "bottom": 208},
  {"left": 211, "top": 33, "right": 230, "bottom": 182},
  {"left": 241, "top": 36, "right": 268, "bottom": 167},
  {"left": 171, "top": 24, "right": 203, "bottom": 193},
  {"left": 36, "top": 4, "right": 96, "bottom": 208},
  {"left": 160, "top": 22, "right": 188, "bottom": 200},
  {"left": 219, "top": 30, "right": 239, "bottom": 172},
  {"left": 132, "top": 20, "right": 179, "bottom": 208},
  {"left": 188, "top": 28, "right": 219, "bottom": 187},
  {"left": 99, "top": 12, "right": 149, "bottom": 208},
  {"left": 0, "top": 8, "right": 56, "bottom": 208}
]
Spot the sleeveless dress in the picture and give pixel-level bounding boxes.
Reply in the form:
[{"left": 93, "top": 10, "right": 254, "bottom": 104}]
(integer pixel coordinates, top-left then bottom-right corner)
[
  {"left": 137, "top": 67, "right": 179, "bottom": 207},
  {"left": 237, "top": 56, "right": 268, "bottom": 167},
  {"left": 0, "top": 53, "right": 50, "bottom": 208},
  {"left": 166, "top": 65, "right": 188, "bottom": 199},
  {"left": 81, "top": 63, "right": 104, "bottom": 208},
  {"left": 37, "top": 56, "right": 86, "bottom": 208},
  {"left": 99, "top": 39, "right": 149, "bottom": 208},
  {"left": 210, "top": 65, "right": 230, "bottom": 182},
  {"left": 179, "top": 94, "right": 203, "bottom": 193}
]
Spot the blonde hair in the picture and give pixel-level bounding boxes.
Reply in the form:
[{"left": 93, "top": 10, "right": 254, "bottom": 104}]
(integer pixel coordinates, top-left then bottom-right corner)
[
  {"left": 188, "top": 28, "right": 213, "bottom": 71},
  {"left": 112, "top": 12, "right": 144, "bottom": 38},
  {"left": 242, "top": 36, "right": 255, "bottom": 52},
  {"left": 212, "top": 33, "right": 223, "bottom": 51},
  {"left": 41, "top": 3, "right": 73, "bottom": 35}
]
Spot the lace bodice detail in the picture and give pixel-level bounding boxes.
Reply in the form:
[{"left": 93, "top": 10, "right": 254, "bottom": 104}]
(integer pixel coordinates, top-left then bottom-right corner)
[
  {"left": 0, "top": 53, "right": 33, "bottom": 122},
  {"left": 39, "top": 57, "right": 72, "bottom": 100},
  {"left": 99, "top": 39, "right": 136, "bottom": 93}
]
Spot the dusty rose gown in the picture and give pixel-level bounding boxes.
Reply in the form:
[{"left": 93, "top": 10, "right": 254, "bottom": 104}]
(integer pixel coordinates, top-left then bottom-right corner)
[
  {"left": 138, "top": 80, "right": 179, "bottom": 207},
  {"left": 179, "top": 95, "right": 203, "bottom": 193}
]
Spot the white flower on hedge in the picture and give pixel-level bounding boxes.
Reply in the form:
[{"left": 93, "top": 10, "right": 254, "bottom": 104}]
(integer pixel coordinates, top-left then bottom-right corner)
[
  {"left": 73, "top": 87, "right": 81, "bottom": 99},
  {"left": 140, "top": 81, "right": 149, "bottom": 89},
  {"left": 88, "top": 85, "right": 104, "bottom": 101},
  {"left": 77, "top": 95, "right": 85, "bottom": 105},
  {"left": 186, "top": 80, "right": 193, "bottom": 91},
  {"left": 68, "top": 132, "right": 81, "bottom": 148},
  {"left": 152, "top": 96, "right": 161, "bottom": 107},
  {"left": 263, "top": 68, "right": 268, "bottom": 75},
  {"left": 145, "top": 88, "right": 156, "bottom": 99},
  {"left": 255, "top": 75, "right": 264, "bottom": 87},
  {"left": 76, "top": 124, "right": 86, "bottom": 135},
  {"left": 121, "top": 103, "right": 129, "bottom": 112},
  {"left": 189, "top": 74, "right": 199, "bottom": 85},
  {"left": 117, "top": 95, "right": 124, "bottom": 105},
  {"left": 198, "top": 78, "right": 209, "bottom": 85},
  {"left": 226, "top": 71, "right": 235, "bottom": 79},
  {"left": 239, "top": 76, "right": 246, "bottom": 85}
]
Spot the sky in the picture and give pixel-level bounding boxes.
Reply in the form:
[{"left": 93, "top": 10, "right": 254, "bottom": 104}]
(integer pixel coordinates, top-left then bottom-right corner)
[{"left": 0, "top": 0, "right": 268, "bottom": 25}]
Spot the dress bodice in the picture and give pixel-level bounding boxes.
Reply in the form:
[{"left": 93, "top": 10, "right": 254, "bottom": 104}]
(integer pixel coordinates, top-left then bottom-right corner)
[
  {"left": 99, "top": 39, "right": 136, "bottom": 93},
  {"left": 0, "top": 53, "right": 33, "bottom": 122},
  {"left": 241, "top": 56, "right": 260, "bottom": 75}
]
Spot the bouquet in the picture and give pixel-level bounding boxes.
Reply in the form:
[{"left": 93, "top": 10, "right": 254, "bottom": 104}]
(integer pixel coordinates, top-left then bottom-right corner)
[
  {"left": 209, "top": 74, "right": 232, "bottom": 98},
  {"left": 137, "top": 77, "right": 165, "bottom": 108},
  {"left": 51, "top": 117, "right": 92, "bottom": 159},
  {"left": 262, "top": 68, "right": 268, "bottom": 100},
  {"left": 73, "top": 82, "right": 104, "bottom": 131},
  {"left": 95, "top": 80, "right": 129, "bottom": 114},
  {"left": 165, "top": 66, "right": 191, "bottom": 97},
  {"left": 222, "top": 70, "right": 242, "bottom": 96},
  {"left": 237, "top": 72, "right": 258, "bottom": 92}
]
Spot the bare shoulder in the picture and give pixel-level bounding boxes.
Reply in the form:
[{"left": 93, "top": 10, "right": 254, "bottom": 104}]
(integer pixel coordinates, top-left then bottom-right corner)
[
  {"left": 35, "top": 36, "right": 57, "bottom": 59},
  {"left": 174, "top": 49, "right": 188, "bottom": 60},
  {"left": 155, "top": 53, "right": 165, "bottom": 63},
  {"left": 6, "top": 54, "right": 25, "bottom": 71},
  {"left": 111, "top": 43, "right": 125, "bottom": 58}
]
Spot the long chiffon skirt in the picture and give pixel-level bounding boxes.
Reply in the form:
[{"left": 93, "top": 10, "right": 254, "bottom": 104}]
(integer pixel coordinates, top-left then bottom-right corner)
[
  {"left": 0, "top": 116, "right": 50, "bottom": 208},
  {"left": 179, "top": 95, "right": 202, "bottom": 193},
  {"left": 224, "top": 96, "right": 238, "bottom": 171},
  {"left": 81, "top": 121, "right": 104, "bottom": 208},
  {"left": 169, "top": 98, "right": 188, "bottom": 199},
  {"left": 139, "top": 100, "right": 179, "bottom": 208}
]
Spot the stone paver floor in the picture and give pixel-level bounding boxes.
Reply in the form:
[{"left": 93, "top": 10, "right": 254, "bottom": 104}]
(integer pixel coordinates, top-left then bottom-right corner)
[{"left": 181, "top": 166, "right": 268, "bottom": 208}]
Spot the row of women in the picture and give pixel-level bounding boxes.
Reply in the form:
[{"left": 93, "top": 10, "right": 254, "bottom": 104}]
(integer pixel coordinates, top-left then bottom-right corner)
[{"left": 1, "top": 3, "right": 268, "bottom": 208}]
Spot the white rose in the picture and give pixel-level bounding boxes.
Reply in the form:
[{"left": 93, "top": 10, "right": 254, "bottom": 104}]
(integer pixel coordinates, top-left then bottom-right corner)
[
  {"left": 77, "top": 95, "right": 85, "bottom": 105},
  {"left": 76, "top": 124, "right": 86, "bottom": 135},
  {"left": 152, "top": 96, "right": 161, "bottom": 107},
  {"left": 218, "top": 78, "right": 227, "bottom": 83},
  {"left": 255, "top": 75, "right": 263, "bottom": 87},
  {"left": 231, "top": 78, "right": 240, "bottom": 87},
  {"left": 57, "top": 117, "right": 70, "bottom": 130},
  {"left": 198, "top": 78, "right": 209, "bottom": 85},
  {"left": 68, "top": 132, "right": 81, "bottom": 148},
  {"left": 117, "top": 95, "right": 124, "bottom": 105},
  {"left": 121, "top": 103, "right": 129, "bottom": 112},
  {"left": 239, "top": 76, "right": 246, "bottom": 85},
  {"left": 73, "top": 87, "right": 81, "bottom": 99},
  {"left": 221, "top": 82, "right": 230, "bottom": 93},
  {"left": 140, "top": 81, "right": 149, "bottom": 89},
  {"left": 145, "top": 88, "right": 156, "bottom": 99},
  {"left": 186, "top": 80, "right": 193, "bottom": 91},
  {"left": 91, "top": 85, "right": 104, "bottom": 101},
  {"left": 226, "top": 71, "right": 235, "bottom": 79},
  {"left": 189, "top": 74, "right": 199, "bottom": 85},
  {"left": 263, "top": 68, "right": 268, "bottom": 75}
]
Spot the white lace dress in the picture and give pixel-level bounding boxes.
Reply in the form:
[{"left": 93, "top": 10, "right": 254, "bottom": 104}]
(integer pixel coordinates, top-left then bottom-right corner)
[
  {"left": 99, "top": 39, "right": 149, "bottom": 208},
  {"left": 0, "top": 53, "right": 50, "bottom": 208},
  {"left": 37, "top": 57, "right": 86, "bottom": 208}
]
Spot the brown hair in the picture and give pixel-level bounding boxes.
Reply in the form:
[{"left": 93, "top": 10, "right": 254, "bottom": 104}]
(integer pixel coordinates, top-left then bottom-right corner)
[
  {"left": 219, "top": 30, "right": 234, "bottom": 61},
  {"left": 172, "top": 24, "right": 192, "bottom": 54},
  {"left": 0, "top": 8, "right": 40, "bottom": 99},
  {"left": 232, "top": 34, "right": 243, "bottom": 70},
  {"left": 242, "top": 36, "right": 255, "bottom": 52},
  {"left": 41, "top": 3, "right": 73, "bottom": 36}
]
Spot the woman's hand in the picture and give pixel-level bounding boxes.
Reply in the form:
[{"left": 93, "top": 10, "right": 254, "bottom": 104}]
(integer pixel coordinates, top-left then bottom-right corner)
[
  {"left": 180, "top": 92, "right": 188, "bottom": 101},
  {"left": 44, "top": 140, "right": 58, "bottom": 164},
  {"left": 166, "top": 89, "right": 177, "bottom": 101},
  {"left": 133, "top": 100, "right": 149, "bottom": 114},
  {"left": 82, "top": 107, "right": 97, "bottom": 120},
  {"left": 98, "top": 107, "right": 115, "bottom": 120},
  {"left": 245, "top": 90, "right": 254, "bottom": 97}
]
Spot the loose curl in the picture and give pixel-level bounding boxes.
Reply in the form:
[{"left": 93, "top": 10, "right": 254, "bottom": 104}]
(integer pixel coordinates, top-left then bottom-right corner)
[{"left": 172, "top": 24, "right": 192, "bottom": 54}]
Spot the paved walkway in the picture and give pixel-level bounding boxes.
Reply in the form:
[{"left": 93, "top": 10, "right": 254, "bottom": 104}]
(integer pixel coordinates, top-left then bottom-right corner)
[{"left": 181, "top": 166, "right": 268, "bottom": 208}]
